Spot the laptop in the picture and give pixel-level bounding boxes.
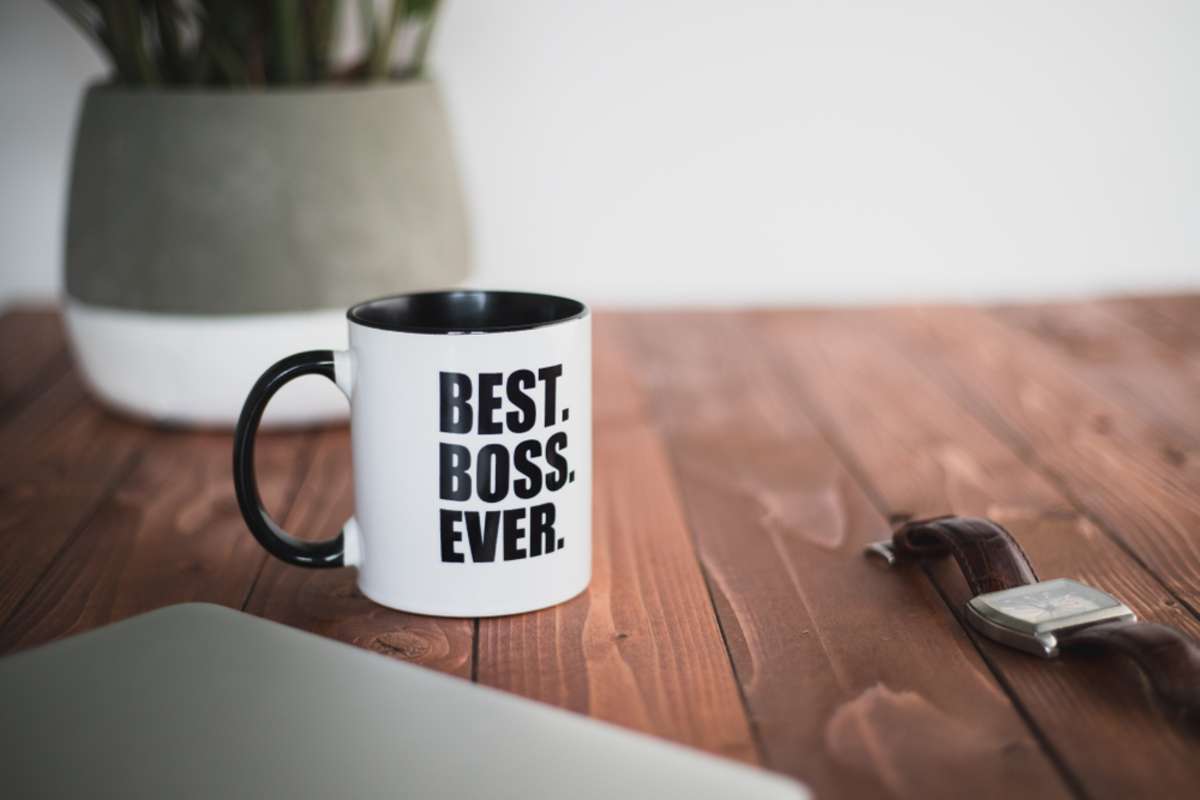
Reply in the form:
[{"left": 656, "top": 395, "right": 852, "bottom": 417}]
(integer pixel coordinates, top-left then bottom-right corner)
[{"left": 0, "top": 603, "right": 808, "bottom": 799}]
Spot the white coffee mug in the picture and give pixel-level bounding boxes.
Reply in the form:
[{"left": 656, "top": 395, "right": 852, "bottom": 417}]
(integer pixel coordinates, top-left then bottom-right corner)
[{"left": 234, "top": 290, "right": 592, "bottom": 617}]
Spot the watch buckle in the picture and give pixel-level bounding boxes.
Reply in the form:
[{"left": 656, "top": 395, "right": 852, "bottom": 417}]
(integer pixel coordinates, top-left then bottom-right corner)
[{"left": 864, "top": 540, "right": 897, "bottom": 567}]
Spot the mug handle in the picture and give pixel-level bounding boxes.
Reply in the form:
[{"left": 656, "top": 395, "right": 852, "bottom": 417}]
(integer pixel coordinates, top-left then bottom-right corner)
[{"left": 233, "top": 349, "right": 353, "bottom": 568}]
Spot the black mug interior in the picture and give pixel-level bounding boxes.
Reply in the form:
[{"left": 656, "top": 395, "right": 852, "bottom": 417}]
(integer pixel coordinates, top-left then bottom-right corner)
[{"left": 348, "top": 290, "right": 587, "bottom": 334}]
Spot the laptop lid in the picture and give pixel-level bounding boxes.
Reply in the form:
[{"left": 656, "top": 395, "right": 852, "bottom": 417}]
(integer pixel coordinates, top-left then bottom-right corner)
[{"left": 0, "top": 603, "right": 807, "bottom": 799}]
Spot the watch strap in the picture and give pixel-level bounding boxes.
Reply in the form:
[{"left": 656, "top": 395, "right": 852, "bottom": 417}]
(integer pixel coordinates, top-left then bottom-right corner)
[
  {"left": 891, "top": 516, "right": 1039, "bottom": 596},
  {"left": 1059, "top": 619, "right": 1200, "bottom": 725}
]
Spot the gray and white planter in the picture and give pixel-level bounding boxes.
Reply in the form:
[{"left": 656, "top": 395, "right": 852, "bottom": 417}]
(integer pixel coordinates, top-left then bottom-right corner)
[{"left": 64, "top": 81, "right": 469, "bottom": 427}]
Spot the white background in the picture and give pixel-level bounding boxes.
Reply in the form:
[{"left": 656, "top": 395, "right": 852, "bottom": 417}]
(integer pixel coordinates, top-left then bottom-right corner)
[{"left": 2, "top": 0, "right": 1197, "bottom": 308}]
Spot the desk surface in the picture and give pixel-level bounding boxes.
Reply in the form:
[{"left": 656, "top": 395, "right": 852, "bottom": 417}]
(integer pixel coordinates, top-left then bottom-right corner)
[{"left": 2, "top": 298, "right": 1199, "bottom": 799}]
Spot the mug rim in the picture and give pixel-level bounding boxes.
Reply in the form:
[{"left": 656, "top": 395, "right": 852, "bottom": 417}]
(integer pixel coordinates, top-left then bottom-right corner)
[{"left": 347, "top": 289, "right": 589, "bottom": 335}]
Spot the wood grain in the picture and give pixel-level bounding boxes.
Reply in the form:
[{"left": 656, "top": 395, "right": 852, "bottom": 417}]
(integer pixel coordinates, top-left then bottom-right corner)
[
  {"left": 0, "top": 309, "right": 70, "bottom": 418},
  {"left": 244, "top": 427, "right": 474, "bottom": 679},
  {"left": 0, "top": 425, "right": 312, "bottom": 654},
  {"left": 475, "top": 317, "right": 759, "bottom": 764},
  {"left": 761, "top": 309, "right": 1200, "bottom": 797},
  {"left": 0, "top": 371, "right": 148, "bottom": 626},
  {"left": 871, "top": 305, "right": 1200, "bottom": 615},
  {"left": 620, "top": 312, "right": 1069, "bottom": 800},
  {"left": 995, "top": 302, "right": 1200, "bottom": 446},
  {"left": 1107, "top": 295, "right": 1200, "bottom": 340}
]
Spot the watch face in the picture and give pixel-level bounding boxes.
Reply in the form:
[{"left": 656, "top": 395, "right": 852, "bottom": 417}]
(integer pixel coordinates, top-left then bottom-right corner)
[
  {"left": 987, "top": 584, "right": 1106, "bottom": 623},
  {"left": 970, "top": 579, "right": 1127, "bottom": 632}
]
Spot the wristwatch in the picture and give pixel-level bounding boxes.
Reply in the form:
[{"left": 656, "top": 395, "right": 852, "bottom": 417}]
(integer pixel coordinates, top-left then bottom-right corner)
[{"left": 866, "top": 515, "right": 1200, "bottom": 724}]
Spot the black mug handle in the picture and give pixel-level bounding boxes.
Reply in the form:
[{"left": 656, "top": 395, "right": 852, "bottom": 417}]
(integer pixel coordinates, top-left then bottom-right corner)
[{"left": 233, "top": 350, "right": 345, "bottom": 568}]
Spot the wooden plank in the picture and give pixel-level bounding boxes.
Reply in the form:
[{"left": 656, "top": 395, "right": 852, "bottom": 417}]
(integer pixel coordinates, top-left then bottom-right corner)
[
  {"left": 1100, "top": 295, "right": 1200, "bottom": 351},
  {"left": 870, "top": 305, "right": 1200, "bottom": 614},
  {"left": 761, "top": 309, "right": 1200, "bottom": 797},
  {"left": 619, "top": 312, "right": 1068, "bottom": 800},
  {"left": 0, "top": 309, "right": 70, "bottom": 418},
  {"left": 475, "top": 315, "right": 760, "bottom": 764},
  {"left": 0, "top": 370, "right": 148, "bottom": 626},
  {"left": 1106, "top": 294, "right": 1200, "bottom": 340},
  {"left": 0, "top": 423, "right": 313, "bottom": 655},
  {"left": 995, "top": 301, "right": 1200, "bottom": 446},
  {"left": 244, "top": 427, "right": 474, "bottom": 679}
]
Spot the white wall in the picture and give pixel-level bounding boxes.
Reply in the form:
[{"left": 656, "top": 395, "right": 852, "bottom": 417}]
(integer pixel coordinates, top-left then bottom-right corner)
[
  {"left": 0, "top": 0, "right": 106, "bottom": 303},
  {"left": 3, "top": 0, "right": 1197, "bottom": 307}
]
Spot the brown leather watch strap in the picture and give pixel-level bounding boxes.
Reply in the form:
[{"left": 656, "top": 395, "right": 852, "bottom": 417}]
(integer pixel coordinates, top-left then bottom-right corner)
[
  {"left": 1060, "top": 619, "right": 1200, "bottom": 725},
  {"left": 891, "top": 516, "right": 1039, "bottom": 595}
]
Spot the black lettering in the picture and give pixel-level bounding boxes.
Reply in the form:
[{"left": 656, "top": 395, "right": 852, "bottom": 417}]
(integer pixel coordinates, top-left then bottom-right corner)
[
  {"left": 545, "top": 432, "right": 569, "bottom": 491},
  {"left": 439, "top": 372, "right": 473, "bottom": 433},
  {"left": 505, "top": 370, "right": 537, "bottom": 433},
  {"left": 478, "top": 372, "right": 503, "bottom": 435},
  {"left": 513, "top": 440, "right": 543, "bottom": 499},
  {"left": 503, "top": 508, "right": 527, "bottom": 560},
  {"left": 538, "top": 364, "right": 563, "bottom": 427},
  {"left": 529, "top": 503, "right": 556, "bottom": 556},
  {"left": 477, "top": 443, "right": 510, "bottom": 503},
  {"left": 440, "top": 509, "right": 465, "bottom": 562},
  {"left": 439, "top": 443, "right": 472, "bottom": 501},
  {"left": 465, "top": 510, "right": 501, "bottom": 562}
]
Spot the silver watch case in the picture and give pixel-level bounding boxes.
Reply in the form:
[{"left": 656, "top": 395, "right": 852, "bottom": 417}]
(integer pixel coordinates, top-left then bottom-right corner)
[{"left": 965, "top": 578, "right": 1136, "bottom": 658}]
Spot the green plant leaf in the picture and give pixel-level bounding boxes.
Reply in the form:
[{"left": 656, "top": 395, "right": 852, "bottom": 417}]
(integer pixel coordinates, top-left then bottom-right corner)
[
  {"left": 367, "top": 0, "right": 405, "bottom": 80},
  {"left": 408, "top": 0, "right": 440, "bottom": 77},
  {"left": 154, "top": 0, "right": 188, "bottom": 83},
  {"left": 268, "top": 0, "right": 305, "bottom": 84},
  {"left": 308, "top": 0, "right": 338, "bottom": 81},
  {"left": 47, "top": 0, "right": 444, "bottom": 87}
]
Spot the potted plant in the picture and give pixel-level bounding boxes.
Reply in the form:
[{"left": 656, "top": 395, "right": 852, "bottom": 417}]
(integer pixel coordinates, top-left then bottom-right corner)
[{"left": 49, "top": 1, "right": 469, "bottom": 426}]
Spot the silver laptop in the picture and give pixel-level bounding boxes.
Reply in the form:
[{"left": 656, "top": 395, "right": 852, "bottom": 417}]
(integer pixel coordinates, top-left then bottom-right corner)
[{"left": 0, "top": 603, "right": 808, "bottom": 799}]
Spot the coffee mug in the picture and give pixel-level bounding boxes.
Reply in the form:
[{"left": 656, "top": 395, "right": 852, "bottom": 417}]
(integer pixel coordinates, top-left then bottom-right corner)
[{"left": 233, "top": 290, "right": 592, "bottom": 617}]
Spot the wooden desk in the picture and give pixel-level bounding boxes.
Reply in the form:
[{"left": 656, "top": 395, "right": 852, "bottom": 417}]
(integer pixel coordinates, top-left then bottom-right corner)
[{"left": 2, "top": 298, "right": 1199, "bottom": 799}]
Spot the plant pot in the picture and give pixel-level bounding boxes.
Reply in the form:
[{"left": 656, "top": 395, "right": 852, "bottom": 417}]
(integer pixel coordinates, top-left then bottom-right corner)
[{"left": 63, "top": 81, "right": 469, "bottom": 427}]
